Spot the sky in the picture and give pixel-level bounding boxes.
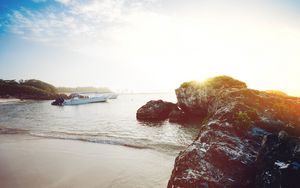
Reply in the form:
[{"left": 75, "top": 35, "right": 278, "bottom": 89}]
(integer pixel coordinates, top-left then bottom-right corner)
[{"left": 1, "top": 0, "right": 300, "bottom": 95}]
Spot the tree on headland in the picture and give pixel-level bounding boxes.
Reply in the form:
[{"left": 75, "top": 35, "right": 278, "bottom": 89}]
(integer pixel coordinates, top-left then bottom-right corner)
[
  {"left": 22, "top": 79, "right": 57, "bottom": 93},
  {"left": 0, "top": 79, "right": 59, "bottom": 100}
]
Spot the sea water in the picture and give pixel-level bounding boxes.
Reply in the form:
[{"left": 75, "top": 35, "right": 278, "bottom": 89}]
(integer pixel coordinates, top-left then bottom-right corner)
[{"left": 0, "top": 93, "right": 198, "bottom": 155}]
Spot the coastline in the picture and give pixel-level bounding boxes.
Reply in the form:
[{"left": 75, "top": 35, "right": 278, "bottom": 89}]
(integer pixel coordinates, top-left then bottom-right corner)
[
  {"left": 0, "top": 98, "right": 21, "bottom": 103},
  {"left": 0, "top": 134, "right": 174, "bottom": 188}
]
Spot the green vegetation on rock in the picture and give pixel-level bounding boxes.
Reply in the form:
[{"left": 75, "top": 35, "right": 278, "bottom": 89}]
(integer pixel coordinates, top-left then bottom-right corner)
[
  {"left": 236, "top": 111, "right": 251, "bottom": 124},
  {"left": 179, "top": 75, "right": 247, "bottom": 90},
  {"left": 22, "top": 79, "right": 57, "bottom": 93}
]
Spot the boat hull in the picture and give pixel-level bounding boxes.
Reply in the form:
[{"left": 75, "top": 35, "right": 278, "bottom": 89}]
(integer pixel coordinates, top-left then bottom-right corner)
[{"left": 63, "top": 96, "right": 107, "bottom": 105}]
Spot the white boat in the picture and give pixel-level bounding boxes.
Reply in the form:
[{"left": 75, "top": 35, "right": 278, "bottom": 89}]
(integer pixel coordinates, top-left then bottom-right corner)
[{"left": 52, "top": 92, "right": 108, "bottom": 106}]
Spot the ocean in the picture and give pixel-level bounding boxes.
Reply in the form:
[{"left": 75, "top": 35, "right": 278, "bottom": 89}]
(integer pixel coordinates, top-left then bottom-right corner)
[{"left": 0, "top": 93, "right": 198, "bottom": 156}]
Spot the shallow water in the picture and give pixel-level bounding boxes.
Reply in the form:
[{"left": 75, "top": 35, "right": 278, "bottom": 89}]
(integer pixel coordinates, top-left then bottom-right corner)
[{"left": 0, "top": 93, "right": 198, "bottom": 155}]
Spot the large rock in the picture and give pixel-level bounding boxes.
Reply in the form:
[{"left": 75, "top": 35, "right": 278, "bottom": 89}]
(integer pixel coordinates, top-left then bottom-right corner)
[
  {"left": 135, "top": 76, "right": 300, "bottom": 187},
  {"left": 168, "top": 100, "right": 261, "bottom": 187},
  {"left": 167, "top": 76, "right": 300, "bottom": 187},
  {"left": 136, "top": 100, "right": 176, "bottom": 121}
]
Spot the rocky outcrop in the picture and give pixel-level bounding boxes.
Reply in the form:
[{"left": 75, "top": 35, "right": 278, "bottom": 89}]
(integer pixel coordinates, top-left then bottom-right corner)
[
  {"left": 136, "top": 100, "right": 176, "bottom": 121},
  {"left": 137, "top": 75, "right": 300, "bottom": 187},
  {"left": 175, "top": 76, "right": 247, "bottom": 117},
  {"left": 167, "top": 76, "right": 300, "bottom": 188}
]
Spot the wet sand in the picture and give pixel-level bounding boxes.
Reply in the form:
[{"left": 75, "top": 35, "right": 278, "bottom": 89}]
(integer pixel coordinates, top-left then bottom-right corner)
[{"left": 0, "top": 135, "right": 174, "bottom": 188}]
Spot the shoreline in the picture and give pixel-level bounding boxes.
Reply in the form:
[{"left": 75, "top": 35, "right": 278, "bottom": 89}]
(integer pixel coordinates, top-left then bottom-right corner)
[
  {"left": 0, "top": 134, "right": 174, "bottom": 188},
  {"left": 0, "top": 98, "right": 21, "bottom": 103}
]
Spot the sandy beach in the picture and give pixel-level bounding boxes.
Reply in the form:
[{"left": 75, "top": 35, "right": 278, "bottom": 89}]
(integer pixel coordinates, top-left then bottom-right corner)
[{"left": 0, "top": 135, "right": 175, "bottom": 188}]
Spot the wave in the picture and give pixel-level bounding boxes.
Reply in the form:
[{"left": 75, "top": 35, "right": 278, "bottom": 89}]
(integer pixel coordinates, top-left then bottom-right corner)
[
  {"left": 30, "top": 132, "right": 152, "bottom": 150},
  {"left": 0, "top": 126, "right": 29, "bottom": 134},
  {"left": 0, "top": 126, "right": 184, "bottom": 155}
]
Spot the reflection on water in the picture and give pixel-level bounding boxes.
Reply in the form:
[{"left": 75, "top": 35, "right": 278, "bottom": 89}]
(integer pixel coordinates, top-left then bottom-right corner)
[{"left": 0, "top": 93, "right": 199, "bottom": 155}]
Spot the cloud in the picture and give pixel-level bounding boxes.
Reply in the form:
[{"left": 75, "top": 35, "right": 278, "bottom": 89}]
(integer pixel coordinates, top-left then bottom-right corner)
[
  {"left": 32, "top": 0, "right": 48, "bottom": 3},
  {"left": 4, "top": 0, "right": 300, "bottom": 94},
  {"left": 8, "top": 0, "right": 300, "bottom": 66},
  {"left": 32, "top": 0, "right": 72, "bottom": 4},
  {"left": 55, "top": 0, "right": 72, "bottom": 5},
  {"left": 7, "top": 0, "right": 161, "bottom": 54}
]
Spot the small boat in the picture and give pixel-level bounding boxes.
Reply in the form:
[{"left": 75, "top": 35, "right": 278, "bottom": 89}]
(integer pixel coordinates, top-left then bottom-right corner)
[{"left": 51, "top": 92, "right": 108, "bottom": 106}]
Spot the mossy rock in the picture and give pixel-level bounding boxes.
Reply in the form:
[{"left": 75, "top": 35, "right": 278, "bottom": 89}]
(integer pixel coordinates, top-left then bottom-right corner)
[{"left": 179, "top": 75, "right": 247, "bottom": 90}]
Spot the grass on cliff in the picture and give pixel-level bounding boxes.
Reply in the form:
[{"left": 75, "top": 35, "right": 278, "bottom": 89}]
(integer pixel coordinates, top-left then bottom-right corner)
[
  {"left": 265, "top": 90, "right": 288, "bottom": 97},
  {"left": 180, "top": 75, "right": 247, "bottom": 90}
]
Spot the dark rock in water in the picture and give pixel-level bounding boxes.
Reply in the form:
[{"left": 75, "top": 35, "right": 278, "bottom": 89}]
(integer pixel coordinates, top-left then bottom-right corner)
[
  {"left": 255, "top": 131, "right": 300, "bottom": 188},
  {"left": 136, "top": 100, "right": 176, "bottom": 121}
]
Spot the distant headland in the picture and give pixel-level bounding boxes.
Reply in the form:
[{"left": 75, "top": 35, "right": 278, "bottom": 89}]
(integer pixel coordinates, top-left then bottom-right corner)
[{"left": 0, "top": 79, "right": 111, "bottom": 100}]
